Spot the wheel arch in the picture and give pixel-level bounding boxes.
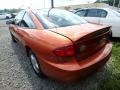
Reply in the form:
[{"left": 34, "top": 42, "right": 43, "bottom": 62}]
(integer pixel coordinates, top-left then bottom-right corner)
[{"left": 25, "top": 45, "right": 31, "bottom": 57}]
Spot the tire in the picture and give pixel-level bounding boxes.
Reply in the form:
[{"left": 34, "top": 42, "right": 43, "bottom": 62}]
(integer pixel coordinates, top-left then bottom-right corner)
[
  {"left": 6, "top": 16, "right": 9, "bottom": 19},
  {"left": 10, "top": 33, "right": 17, "bottom": 43},
  {"left": 29, "top": 50, "right": 45, "bottom": 77}
]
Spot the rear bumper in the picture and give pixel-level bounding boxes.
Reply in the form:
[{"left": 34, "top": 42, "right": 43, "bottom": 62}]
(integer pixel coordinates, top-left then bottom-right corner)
[{"left": 39, "top": 43, "right": 112, "bottom": 83}]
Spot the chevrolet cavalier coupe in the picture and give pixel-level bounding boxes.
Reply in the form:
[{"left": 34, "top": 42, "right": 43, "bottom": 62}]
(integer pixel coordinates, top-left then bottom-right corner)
[{"left": 6, "top": 9, "right": 112, "bottom": 83}]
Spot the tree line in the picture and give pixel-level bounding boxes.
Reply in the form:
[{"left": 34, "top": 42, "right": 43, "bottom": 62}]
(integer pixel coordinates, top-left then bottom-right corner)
[{"left": 0, "top": 8, "right": 22, "bottom": 13}]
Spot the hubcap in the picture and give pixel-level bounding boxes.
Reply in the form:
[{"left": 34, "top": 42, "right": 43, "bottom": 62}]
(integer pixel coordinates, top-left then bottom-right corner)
[{"left": 30, "top": 53, "right": 39, "bottom": 73}]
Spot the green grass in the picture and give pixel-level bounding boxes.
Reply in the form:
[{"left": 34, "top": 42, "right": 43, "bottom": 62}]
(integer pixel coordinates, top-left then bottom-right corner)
[{"left": 97, "top": 42, "right": 120, "bottom": 90}]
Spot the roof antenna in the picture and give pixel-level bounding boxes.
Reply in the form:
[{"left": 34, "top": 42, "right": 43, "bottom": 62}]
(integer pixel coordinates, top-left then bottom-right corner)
[
  {"left": 51, "top": 0, "right": 54, "bottom": 8},
  {"left": 48, "top": 0, "right": 54, "bottom": 17}
]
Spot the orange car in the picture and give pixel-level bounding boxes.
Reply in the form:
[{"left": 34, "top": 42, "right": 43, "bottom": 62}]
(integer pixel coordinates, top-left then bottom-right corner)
[{"left": 6, "top": 9, "right": 112, "bottom": 83}]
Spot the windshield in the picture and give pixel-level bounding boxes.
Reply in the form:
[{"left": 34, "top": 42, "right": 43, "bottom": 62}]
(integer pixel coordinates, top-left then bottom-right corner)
[
  {"left": 33, "top": 9, "right": 87, "bottom": 29},
  {"left": 113, "top": 10, "right": 120, "bottom": 17}
]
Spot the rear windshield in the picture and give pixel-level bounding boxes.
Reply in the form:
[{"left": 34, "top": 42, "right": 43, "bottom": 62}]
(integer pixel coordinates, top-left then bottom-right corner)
[
  {"left": 33, "top": 9, "right": 87, "bottom": 29},
  {"left": 112, "top": 10, "right": 120, "bottom": 17},
  {"left": 108, "top": 9, "right": 120, "bottom": 17}
]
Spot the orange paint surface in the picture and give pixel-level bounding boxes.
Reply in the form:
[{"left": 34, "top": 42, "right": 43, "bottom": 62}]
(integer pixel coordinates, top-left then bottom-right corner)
[{"left": 9, "top": 9, "right": 112, "bottom": 83}]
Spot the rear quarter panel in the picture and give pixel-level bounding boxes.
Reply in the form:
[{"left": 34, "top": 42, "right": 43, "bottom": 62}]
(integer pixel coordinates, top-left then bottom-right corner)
[{"left": 23, "top": 29, "right": 73, "bottom": 62}]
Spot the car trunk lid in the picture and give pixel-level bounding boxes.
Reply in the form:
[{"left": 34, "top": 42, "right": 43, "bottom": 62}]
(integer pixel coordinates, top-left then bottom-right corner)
[{"left": 49, "top": 23, "right": 111, "bottom": 60}]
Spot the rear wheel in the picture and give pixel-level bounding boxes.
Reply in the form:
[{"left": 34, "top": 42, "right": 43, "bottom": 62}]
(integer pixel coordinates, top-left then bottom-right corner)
[
  {"left": 29, "top": 50, "right": 45, "bottom": 77},
  {"left": 6, "top": 16, "right": 9, "bottom": 19}
]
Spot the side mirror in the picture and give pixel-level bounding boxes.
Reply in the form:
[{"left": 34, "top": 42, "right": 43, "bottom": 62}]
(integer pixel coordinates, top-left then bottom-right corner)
[{"left": 6, "top": 20, "right": 15, "bottom": 25}]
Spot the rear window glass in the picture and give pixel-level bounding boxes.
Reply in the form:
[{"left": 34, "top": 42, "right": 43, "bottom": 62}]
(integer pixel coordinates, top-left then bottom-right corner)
[{"left": 33, "top": 9, "right": 87, "bottom": 29}]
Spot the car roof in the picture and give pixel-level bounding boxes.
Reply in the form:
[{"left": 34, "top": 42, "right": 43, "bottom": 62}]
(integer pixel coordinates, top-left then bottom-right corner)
[{"left": 74, "top": 8, "right": 112, "bottom": 13}]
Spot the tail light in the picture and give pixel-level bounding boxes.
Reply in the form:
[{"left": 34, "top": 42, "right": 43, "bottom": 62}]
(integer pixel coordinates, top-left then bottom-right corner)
[{"left": 53, "top": 45, "right": 74, "bottom": 57}]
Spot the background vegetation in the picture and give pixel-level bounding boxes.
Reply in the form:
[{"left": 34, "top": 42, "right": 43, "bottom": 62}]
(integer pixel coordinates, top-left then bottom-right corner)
[
  {"left": 97, "top": 41, "right": 120, "bottom": 90},
  {"left": 0, "top": 8, "right": 22, "bottom": 13}
]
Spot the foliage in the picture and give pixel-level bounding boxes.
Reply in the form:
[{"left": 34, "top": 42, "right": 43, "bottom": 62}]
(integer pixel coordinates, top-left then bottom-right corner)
[
  {"left": 97, "top": 41, "right": 120, "bottom": 90},
  {"left": 105, "top": 0, "right": 119, "bottom": 6}
]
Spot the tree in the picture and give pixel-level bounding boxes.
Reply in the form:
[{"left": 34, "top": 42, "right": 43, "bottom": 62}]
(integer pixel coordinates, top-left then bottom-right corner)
[{"left": 107, "top": 0, "right": 120, "bottom": 6}]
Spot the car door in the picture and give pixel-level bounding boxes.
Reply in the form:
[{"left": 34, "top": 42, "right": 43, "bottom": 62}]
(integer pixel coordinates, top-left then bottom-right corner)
[{"left": 83, "top": 9, "right": 103, "bottom": 23}]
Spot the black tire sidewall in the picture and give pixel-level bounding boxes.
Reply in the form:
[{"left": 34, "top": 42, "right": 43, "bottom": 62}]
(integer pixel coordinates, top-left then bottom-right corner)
[
  {"left": 29, "top": 50, "right": 45, "bottom": 77},
  {"left": 6, "top": 16, "right": 9, "bottom": 19}
]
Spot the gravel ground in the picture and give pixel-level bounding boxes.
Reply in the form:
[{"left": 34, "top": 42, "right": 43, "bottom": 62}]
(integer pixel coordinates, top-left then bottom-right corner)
[{"left": 0, "top": 20, "right": 111, "bottom": 90}]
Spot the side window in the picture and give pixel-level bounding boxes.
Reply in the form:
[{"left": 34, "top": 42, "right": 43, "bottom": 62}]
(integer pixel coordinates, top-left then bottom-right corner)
[
  {"left": 75, "top": 10, "right": 86, "bottom": 17},
  {"left": 22, "top": 13, "right": 35, "bottom": 28},
  {"left": 20, "top": 20, "right": 29, "bottom": 27},
  {"left": 14, "top": 10, "right": 26, "bottom": 25},
  {"left": 98, "top": 9, "right": 107, "bottom": 17},
  {"left": 86, "top": 9, "right": 107, "bottom": 17},
  {"left": 87, "top": 9, "right": 98, "bottom": 17}
]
